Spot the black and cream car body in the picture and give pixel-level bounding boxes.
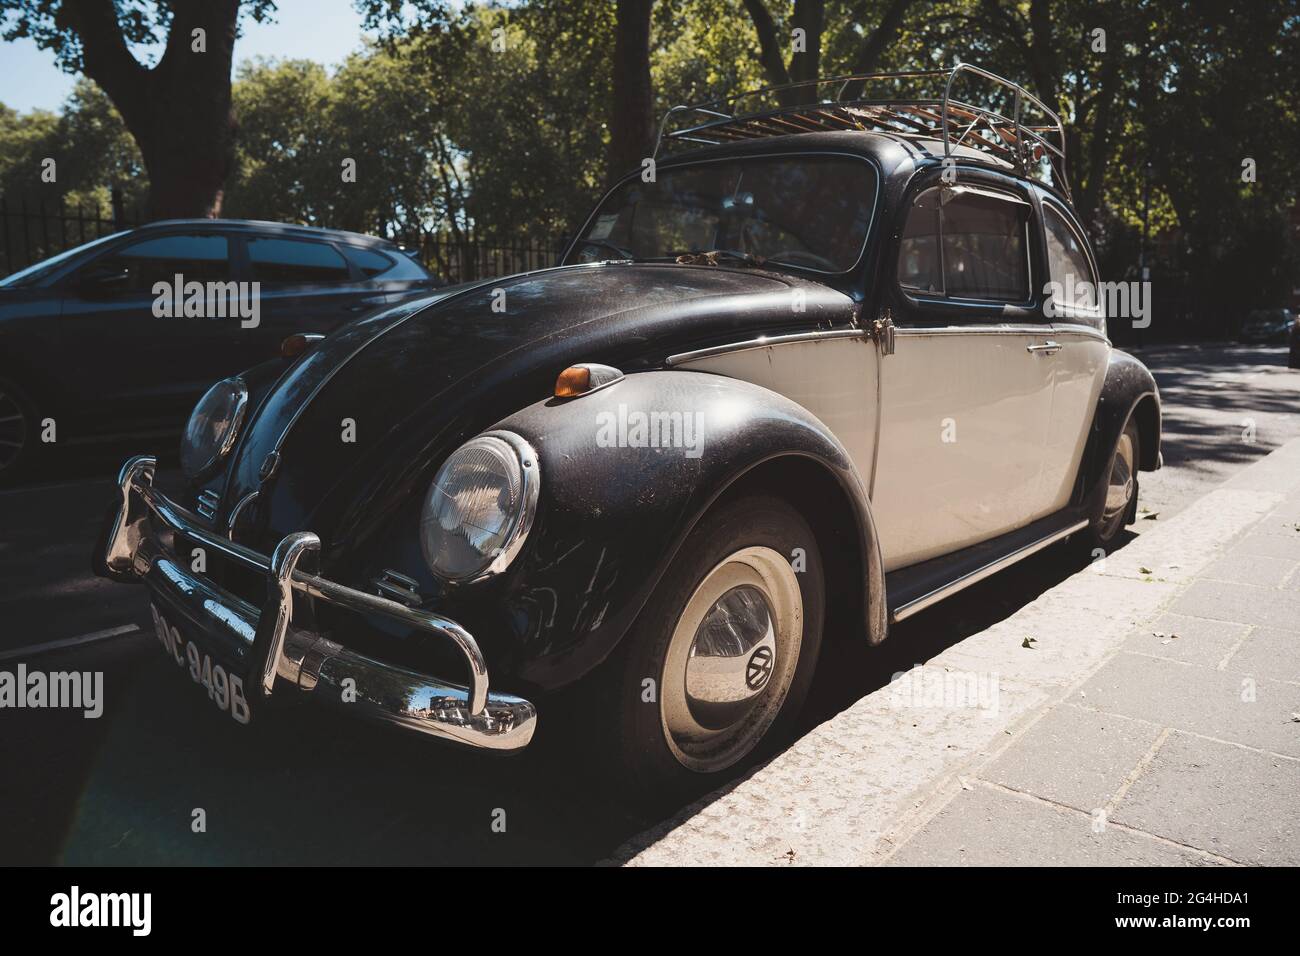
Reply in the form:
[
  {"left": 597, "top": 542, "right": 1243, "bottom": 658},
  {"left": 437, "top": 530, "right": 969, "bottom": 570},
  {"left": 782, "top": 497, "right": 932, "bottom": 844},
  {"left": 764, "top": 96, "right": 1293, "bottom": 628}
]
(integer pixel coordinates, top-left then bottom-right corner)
[{"left": 97, "top": 66, "right": 1160, "bottom": 793}]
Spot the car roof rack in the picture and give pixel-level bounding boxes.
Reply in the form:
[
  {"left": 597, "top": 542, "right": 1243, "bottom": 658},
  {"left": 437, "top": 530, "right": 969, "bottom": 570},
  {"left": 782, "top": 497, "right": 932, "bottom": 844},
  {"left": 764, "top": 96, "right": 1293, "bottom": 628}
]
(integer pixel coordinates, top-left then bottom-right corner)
[{"left": 653, "top": 63, "right": 1071, "bottom": 199}]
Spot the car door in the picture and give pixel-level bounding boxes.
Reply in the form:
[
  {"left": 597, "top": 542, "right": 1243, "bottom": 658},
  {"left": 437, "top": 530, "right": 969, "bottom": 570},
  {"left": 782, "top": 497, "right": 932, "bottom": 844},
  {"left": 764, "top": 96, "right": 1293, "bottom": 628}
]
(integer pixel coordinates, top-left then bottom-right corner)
[
  {"left": 1040, "top": 197, "right": 1110, "bottom": 512},
  {"left": 871, "top": 175, "right": 1057, "bottom": 572},
  {"left": 238, "top": 235, "right": 391, "bottom": 361},
  {"left": 55, "top": 230, "right": 241, "bottom": 433}
]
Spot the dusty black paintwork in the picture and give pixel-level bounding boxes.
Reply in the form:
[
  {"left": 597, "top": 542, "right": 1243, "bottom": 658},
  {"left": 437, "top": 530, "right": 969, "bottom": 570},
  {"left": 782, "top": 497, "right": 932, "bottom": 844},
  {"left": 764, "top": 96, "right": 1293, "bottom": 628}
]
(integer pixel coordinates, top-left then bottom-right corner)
[{"left": 144, "top": 129, "right": 1159, "bottom": 697}]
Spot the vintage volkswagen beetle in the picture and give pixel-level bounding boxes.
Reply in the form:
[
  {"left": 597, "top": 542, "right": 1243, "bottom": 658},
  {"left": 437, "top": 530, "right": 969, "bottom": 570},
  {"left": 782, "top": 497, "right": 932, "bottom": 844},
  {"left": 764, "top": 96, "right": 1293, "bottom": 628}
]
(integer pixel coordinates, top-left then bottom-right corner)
[{"left": 96, "top": 65, "right": 1160, "bottom": 795}]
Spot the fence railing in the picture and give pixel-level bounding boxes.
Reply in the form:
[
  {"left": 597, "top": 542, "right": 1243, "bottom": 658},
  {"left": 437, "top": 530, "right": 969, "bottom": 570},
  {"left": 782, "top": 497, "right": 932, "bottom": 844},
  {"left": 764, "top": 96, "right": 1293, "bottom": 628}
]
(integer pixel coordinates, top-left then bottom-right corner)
[
  {"left": 0, "top": 194, "right": 563, "bottom": 284},
  {"left": 0, "top": 194, "right": 139, "bottom": 277},
  {"left": 406, "top": 233, "right": 563, "bottom": 284}
]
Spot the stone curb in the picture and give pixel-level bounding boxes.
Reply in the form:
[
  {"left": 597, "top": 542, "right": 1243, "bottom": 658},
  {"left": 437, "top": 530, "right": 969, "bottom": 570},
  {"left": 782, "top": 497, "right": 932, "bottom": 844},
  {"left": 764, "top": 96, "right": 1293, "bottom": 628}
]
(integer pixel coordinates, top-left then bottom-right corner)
[{"left": 614, "top": 437, "right": 1300, "bottom": 866}]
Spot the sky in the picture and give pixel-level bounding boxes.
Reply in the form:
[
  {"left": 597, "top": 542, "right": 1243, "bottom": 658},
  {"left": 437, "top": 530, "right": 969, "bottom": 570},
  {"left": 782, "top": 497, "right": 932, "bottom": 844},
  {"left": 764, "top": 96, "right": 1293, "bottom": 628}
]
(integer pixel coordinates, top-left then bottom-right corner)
[{"left": 0, "top": 0, "right": 372, "bottom": 114}]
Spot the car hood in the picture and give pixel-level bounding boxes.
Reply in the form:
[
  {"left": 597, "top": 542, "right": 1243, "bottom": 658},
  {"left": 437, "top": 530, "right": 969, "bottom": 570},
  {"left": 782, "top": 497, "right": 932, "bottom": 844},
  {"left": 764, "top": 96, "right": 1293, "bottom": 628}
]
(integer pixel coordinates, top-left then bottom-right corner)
[{"left": 220, "top": 262, "right": 853, "bottom": 558}]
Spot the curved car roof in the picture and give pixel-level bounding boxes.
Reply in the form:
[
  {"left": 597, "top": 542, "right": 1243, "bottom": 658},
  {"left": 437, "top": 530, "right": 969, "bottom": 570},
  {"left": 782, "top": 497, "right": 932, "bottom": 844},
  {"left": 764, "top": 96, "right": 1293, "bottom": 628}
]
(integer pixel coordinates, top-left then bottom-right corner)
[{"left": 654, "top": 127, "right": 1072, "bottom": 207}]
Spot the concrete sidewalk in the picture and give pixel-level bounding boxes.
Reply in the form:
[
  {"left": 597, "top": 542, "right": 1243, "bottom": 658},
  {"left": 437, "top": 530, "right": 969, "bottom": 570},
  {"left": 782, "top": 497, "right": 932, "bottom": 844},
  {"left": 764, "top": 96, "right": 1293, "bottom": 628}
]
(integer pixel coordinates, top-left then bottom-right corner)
[{"left": 619, "top": 438, "right": 1300, "bottom": 866}]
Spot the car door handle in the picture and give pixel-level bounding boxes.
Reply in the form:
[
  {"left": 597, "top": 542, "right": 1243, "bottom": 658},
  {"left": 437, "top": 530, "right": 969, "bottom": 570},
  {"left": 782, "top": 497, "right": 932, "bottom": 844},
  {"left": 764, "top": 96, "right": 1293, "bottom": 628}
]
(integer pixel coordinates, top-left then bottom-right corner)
[{"left": 1027, "top": 341, "right": 1062, "bottom": 354}]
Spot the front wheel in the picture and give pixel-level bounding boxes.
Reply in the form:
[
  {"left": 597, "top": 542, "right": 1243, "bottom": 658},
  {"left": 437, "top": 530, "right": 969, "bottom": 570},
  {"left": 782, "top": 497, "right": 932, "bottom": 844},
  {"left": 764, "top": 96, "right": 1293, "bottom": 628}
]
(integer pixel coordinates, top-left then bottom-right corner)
[
  {"left": 0, "top": 376, "right": 36, "bottom": 483},
  {"left": 589, "top": 493, "right": 825, "bottom": 801}
]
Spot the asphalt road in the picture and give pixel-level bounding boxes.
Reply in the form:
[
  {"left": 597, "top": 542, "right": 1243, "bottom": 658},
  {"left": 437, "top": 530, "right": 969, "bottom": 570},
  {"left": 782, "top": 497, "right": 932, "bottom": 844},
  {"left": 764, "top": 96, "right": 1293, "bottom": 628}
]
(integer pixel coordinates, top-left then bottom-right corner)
[{"left": 1, "top": 342, "right": 1297, "bottom": 865}]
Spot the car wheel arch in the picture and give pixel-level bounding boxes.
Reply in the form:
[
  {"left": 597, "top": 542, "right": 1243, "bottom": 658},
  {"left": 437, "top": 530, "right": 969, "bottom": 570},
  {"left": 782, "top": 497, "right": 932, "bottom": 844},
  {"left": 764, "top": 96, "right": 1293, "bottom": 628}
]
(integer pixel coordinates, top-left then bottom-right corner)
[{"left": 492, "top": 369, "right": 890, "bottom": 690}]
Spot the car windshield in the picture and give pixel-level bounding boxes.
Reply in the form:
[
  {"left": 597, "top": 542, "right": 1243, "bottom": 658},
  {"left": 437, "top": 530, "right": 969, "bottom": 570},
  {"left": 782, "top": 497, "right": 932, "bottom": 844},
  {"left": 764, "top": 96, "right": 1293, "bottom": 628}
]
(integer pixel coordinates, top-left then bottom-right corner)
[
  {"left": 567, "top": 155, "right": 878, "bottom": 274},
  {"left": 0, "top": 231, "right": 127, "bottom": 288}
]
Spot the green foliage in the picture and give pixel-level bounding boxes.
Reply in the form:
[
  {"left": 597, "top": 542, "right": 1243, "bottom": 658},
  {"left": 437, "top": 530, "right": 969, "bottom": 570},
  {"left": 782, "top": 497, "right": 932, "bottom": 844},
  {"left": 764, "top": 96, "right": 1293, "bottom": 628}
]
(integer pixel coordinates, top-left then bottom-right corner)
[
  {"left": 0, "top": 0, "right": 278, "bottom": 73},
  {"left": 2, "top": 0, "right": 1297, "bottom": 332},
  {"left": 0, "top": 79, "right": 145, "bottom": 215}
]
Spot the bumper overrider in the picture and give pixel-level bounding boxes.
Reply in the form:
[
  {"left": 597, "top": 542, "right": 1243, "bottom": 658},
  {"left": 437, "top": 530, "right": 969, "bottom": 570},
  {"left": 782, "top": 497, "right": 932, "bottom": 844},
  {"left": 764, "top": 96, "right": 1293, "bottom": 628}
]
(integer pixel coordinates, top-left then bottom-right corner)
[{"left": 98, "top": 455, "right": 537, "bottom": 752}]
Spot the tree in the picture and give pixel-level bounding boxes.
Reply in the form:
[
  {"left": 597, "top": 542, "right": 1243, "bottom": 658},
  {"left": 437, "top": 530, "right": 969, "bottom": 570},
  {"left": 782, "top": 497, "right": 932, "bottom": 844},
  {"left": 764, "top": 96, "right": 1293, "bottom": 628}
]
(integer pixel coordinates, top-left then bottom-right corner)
[
  {"left": 1, "top": 0, "right": 275, "bottom": 219},
  {"left": 608, "top": 0, "right": 655, "bottom": 182},
  {"left": 738, "top": 0, "right": 917, "bottom": 104}
]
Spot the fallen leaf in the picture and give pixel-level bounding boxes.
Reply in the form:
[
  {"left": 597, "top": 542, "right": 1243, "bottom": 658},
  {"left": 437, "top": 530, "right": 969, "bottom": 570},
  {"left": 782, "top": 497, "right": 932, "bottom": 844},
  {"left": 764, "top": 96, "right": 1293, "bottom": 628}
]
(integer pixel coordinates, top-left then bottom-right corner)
[
  {"left": 1139, "top": 566, "right": 1153, "bottom": 574},
  {"left": 1142, "top": 512, "right": 1160, "bottom": 521},
  {"left": 1021, "top": 637, "right": 1037, "bottom": 649}
]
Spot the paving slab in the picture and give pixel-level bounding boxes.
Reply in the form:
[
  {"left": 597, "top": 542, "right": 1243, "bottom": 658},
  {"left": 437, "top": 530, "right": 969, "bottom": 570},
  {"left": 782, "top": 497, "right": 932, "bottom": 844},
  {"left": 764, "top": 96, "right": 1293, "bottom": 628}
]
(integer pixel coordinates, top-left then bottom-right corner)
[
  {"left": 1076, "top": 653, "right": 1300, "bottom": 757},
  {"left": 1110, "top": 732, "right": 1300, "bottom": 866},
  {"left": 1167, "top": 578, "right": 1300, "bottom": 629},
  {"left": 1120, "top": 613, "right": 1251, "bottom": 668},
  {"left": 1221, "top": 626, "right": 1300, "bottom": 684},
  {"left": 887, "top": 785, "right": 1220, "bottom": 867},
  {"left": 1201, "top": 551, "right": 1299, "bottom": 588},
  {"left": 981, "top": 704, "right": 1163, "bottom": 814}
]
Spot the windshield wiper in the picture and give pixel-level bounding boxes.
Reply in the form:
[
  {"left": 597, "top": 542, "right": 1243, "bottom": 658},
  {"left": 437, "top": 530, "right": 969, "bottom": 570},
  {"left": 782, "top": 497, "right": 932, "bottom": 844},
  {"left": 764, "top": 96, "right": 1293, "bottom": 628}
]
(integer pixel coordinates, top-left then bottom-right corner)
[
  {"left": 579, "top": 238, "right": 636, "bottom": 260},
  {"left": 672, "top": 248, "right": 766, "bottom": 267}
]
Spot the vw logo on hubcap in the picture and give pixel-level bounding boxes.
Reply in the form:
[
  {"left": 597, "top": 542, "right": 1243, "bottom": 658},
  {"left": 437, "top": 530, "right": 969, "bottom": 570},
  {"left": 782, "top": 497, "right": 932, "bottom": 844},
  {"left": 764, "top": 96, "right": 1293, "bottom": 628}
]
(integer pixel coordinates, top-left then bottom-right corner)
[{"left": 745, "top": 645, "right": 774, "bottom": 691}]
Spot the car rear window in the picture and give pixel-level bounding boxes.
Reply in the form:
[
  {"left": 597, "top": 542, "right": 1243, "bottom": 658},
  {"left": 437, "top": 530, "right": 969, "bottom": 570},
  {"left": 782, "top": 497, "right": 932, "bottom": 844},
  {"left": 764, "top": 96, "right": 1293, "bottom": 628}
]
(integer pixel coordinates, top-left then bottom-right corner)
[
  {"left": 347, "top": 246, "right": 395, "bottom": 277},
  {"left": 247, "top": 238, "right": 351, "bottom": 284}
]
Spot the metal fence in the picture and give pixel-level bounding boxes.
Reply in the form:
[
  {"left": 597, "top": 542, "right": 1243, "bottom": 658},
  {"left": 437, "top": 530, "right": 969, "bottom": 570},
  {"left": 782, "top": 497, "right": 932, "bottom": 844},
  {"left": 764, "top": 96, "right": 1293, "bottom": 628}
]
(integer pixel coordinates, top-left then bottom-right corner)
[
  {"left": 0, "top": 193, "right": 562, "bottom": 284},
  {"left": 0, "top": 193, "right": 139, "bottom": 277},
  {"left": 406, "top": 232, "right": 563, "bottom": 285}
]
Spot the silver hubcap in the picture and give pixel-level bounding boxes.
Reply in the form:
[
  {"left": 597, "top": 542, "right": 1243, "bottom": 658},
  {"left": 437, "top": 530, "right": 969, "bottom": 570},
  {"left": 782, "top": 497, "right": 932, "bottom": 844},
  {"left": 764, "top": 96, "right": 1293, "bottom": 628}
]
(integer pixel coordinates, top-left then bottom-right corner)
[
  {"left": 661, "top": 546, "right": 802, "bottom": 773},
  {"left": 1101, "top": 431, "right": 1136, "bottom": 536},
  {"left": 0, "top": 388, "right": 28, "bottom": 471}
]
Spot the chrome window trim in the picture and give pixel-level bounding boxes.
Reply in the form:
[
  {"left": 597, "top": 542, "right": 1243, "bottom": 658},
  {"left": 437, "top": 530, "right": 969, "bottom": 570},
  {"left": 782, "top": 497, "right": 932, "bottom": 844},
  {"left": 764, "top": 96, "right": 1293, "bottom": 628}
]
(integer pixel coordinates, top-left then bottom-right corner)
[
  {"left": 666, "top": 328, "right": 869, "bottom": 366},
  {"left": 894, "top": 324, "right": 1060, "bottom": 337},
  {"left": 561, "top": 150, "right": 884, "bottom": 278}
]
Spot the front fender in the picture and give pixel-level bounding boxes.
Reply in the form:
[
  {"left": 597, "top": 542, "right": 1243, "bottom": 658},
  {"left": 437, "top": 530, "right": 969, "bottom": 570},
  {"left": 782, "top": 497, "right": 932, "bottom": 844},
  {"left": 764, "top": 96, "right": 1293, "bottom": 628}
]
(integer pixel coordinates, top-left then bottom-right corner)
[{"left": 494, "top": 369, "right": 886, "bottom": 691}]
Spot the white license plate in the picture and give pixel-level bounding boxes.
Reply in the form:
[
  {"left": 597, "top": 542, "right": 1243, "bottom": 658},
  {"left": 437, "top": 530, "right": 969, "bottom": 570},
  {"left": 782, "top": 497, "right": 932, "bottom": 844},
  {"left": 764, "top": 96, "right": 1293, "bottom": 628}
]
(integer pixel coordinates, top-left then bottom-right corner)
[{"left": 149, "top": 603, "right": 251, "bottom": 725}]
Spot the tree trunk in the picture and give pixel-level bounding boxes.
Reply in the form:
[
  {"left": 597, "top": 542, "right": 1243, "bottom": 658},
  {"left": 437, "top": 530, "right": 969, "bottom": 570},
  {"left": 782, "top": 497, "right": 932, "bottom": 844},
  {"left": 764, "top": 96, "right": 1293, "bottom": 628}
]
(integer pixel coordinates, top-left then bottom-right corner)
[
  {"left": 742, "top": 0, "right": 792, "bottom": 93},
  {"left": 788, "top": 0, "right": 824, "bottom": 88},
  {"left": 61, "top": 0, "right": 241, "bottom": 220},
  {"left": 608, "top": 0, "right": 655, "bottom": 184}
]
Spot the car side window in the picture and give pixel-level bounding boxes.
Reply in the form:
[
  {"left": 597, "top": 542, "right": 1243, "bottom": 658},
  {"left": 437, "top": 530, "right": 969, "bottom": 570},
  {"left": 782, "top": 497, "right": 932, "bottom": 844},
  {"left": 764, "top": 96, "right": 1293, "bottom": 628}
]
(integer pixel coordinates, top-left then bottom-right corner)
[
  {"left": 247, "top": 238, "right": 351, "bottom": 284},
  {"left": 81, "top": 234, "right": 230, "bottom": 292},
  {"left": 897, "top": 185, "right": 1030, "bottom": 302},
  {"left": 346, "top": 246, "right": 395, "bottom": 278},
  {"left": 1043, "top": 203, "right": 1098, "bottom": 312}
]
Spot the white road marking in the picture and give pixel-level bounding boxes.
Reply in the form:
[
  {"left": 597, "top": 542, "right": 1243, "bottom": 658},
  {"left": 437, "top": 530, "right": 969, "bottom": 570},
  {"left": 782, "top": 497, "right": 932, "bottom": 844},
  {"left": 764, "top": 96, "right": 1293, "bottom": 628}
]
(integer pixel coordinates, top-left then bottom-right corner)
[{"left": 0, "top": 623, "right": 142, "bottom": 663}]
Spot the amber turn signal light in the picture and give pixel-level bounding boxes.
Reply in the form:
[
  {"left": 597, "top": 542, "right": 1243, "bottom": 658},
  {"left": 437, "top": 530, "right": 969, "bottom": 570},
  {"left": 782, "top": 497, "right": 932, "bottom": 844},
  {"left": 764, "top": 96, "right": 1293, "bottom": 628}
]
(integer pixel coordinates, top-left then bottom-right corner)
[
  {"left": 554, "top": 366, "right": 592, "bottom": 398},
  {"left": 280, "top": 333, "right": 324, "bottom": 358}
]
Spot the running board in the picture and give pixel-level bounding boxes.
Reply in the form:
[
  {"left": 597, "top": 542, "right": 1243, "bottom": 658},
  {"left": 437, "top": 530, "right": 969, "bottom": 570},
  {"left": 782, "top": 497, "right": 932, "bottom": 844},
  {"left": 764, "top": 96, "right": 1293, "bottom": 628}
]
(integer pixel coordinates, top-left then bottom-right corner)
[{"left": 887, "top": 514, "right": 1089, "bottom": 623}]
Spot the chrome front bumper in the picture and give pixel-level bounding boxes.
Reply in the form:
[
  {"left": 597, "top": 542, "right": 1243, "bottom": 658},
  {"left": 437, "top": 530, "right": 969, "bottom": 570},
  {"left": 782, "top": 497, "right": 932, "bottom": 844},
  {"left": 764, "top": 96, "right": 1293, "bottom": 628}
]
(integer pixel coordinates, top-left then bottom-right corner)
[{"left": 100, "top": 455, "right": 537, "bottom": 752}]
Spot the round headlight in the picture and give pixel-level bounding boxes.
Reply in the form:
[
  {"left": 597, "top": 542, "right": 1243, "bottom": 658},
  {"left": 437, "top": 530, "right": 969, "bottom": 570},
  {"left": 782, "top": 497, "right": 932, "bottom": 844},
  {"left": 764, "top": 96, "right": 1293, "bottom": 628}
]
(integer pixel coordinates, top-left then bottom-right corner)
[
  {"left": 420, "top": 431, "right": 539, "bottom": 582},
  {"left": 180, "top": 377, "right": 248, "bottom": 480}
]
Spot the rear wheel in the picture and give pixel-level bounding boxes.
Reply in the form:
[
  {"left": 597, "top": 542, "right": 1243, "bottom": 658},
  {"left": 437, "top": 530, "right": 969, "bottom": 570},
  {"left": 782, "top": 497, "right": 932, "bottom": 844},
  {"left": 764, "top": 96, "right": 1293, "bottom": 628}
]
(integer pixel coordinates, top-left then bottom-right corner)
[
  {"left": 1085, "top": 415, "right": 1140, "bottom": 551},
  {"left": 588, "top": 493, "right": 825, "bottom": 801}
]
